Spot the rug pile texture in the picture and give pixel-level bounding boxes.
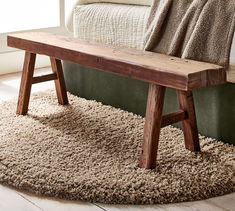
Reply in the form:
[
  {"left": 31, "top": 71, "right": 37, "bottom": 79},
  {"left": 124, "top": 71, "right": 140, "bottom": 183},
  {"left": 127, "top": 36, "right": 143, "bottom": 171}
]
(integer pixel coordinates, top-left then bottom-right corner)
[{"left": 0, "top": 91, "right": 234, "bottom": 204}]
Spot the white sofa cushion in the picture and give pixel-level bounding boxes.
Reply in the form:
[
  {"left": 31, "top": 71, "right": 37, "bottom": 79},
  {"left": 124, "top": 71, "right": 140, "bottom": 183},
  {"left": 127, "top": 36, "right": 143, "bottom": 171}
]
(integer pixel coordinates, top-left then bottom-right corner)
[
  {"left": 65, "top": 0, "right": 151, "bottom": 32},
  {"left": 73, "top": 3, "right": 150, "bottom": 49},
  {"left": 78, "top": 0, "right": 152, "bottom": 6}
]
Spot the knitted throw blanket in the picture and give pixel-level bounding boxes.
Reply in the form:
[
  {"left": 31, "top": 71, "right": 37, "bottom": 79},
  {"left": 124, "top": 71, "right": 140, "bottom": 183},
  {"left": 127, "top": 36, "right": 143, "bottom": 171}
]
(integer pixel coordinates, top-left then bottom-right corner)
[{"left": 145, "top": 0, "right": 235, "bottom": 68}]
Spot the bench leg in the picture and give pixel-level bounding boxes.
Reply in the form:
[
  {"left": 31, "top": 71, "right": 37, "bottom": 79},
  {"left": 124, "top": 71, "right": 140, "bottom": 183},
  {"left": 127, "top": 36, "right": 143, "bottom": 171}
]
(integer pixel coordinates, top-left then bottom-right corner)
[
  {"left": 17, "top": 53, "right": 69, "bottom": 115},
  {"left": 139, "top": 84, "right": 166, "bottom": 169},
  {"left": 17, "top": 52, "right": 36, "bottom": 115},
  {"left": 177, "top": 90, "right": 201, "bottom": 152},
  {"left": 50, "top": 58, "right": 68, "bottom": 105}
]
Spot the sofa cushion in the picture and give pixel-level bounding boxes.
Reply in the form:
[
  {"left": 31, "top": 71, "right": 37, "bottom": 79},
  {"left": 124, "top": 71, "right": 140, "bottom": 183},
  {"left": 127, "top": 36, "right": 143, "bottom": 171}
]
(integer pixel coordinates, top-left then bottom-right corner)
[
  {"left": 78, "top": 0, "right": 152, "bottom": 6},
  {"left": 73, "top": 3, "right": 150, "bottom": 49}
]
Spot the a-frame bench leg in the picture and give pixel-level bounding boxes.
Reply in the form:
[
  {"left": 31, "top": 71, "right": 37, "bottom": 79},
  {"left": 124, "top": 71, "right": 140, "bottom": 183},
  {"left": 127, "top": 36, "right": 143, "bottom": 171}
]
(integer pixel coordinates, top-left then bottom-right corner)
[
  {"left": 139, "top": 84, "right": 166, "bottom": 169},
  {"left": 177, "top": 90, "right": 201, "bottom": 152},
  {"left": 50, "top": 57, "right": 68, "bottom": 105},
  {"left": 17, "top": 52, "right": 36, "bottom": 115},
  {"left": 17, "top": 52, "right": 69, "bottom": 115}
]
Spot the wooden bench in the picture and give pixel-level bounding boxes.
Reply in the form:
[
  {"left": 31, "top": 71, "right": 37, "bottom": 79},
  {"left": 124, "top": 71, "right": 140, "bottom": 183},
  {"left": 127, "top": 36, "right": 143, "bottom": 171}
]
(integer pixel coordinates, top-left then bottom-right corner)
[{"left": 7, "top": 32, "right": 226, "bottom": 169}]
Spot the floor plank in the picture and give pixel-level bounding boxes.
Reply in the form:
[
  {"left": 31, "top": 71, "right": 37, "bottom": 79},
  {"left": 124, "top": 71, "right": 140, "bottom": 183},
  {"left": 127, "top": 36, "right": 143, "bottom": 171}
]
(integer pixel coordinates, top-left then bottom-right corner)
[
  {"left": 206, "top": 194, "right": 235, "bottom": 211},
  {"left": 161, "top": 200, "right": 229, "bottom": 211},
  {"left": 97, "top": 194, "right": 235, "bottom": 211},
  {"left": 0, "top": 68, "right": 54, "bottom": 102},
  {"left": 18, "top": 192, "right": 104, "bottom": 211},
  {"left": 0, "top": 185, "right": 41, "bottom": 211},
  {"left": 94, "top": 203, "right": 167, "bottom": 211}
]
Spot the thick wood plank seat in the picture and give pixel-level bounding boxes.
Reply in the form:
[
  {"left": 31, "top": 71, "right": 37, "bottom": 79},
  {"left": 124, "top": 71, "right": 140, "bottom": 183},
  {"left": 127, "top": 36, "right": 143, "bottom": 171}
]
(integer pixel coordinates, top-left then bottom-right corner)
[
  {"left": 7, "top": 32, "right": 226, "bottom": 170},
  {"left": 8, "top": 32, "right": 225, "bottom": 91}
]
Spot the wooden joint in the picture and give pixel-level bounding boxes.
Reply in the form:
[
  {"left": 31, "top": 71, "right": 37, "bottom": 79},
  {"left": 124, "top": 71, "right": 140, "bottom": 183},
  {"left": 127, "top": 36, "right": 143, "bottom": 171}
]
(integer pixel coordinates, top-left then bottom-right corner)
[
  {"left": 161, "top": 110, "right": 188, "bottom": 128},
  {"left": 32, "top": 73, "right": 57, "bottom": 84}
]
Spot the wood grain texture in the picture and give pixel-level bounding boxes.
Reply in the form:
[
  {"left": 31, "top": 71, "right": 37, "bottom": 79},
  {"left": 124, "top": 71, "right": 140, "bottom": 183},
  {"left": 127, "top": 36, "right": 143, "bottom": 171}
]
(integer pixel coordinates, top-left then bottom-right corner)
[
  {"left": 32, "top": 73, "right": 57, "bottom": 84},
  {"left": 139, "top": 84, "right": 166, "bottom": 169},
  {"left": 177, "top": 91, "right": 200, "bottom": 152},
  {"left": 17, "top": 51, "right": 36, "bottom": 115},
  {"left": 8, "top": 32, "right": 226, "bottom": 91},
  {"left": 161, "top": 110, "right": 187, "bottom": 128},
  {"left": 50, "top": 58, "right": 69, "bottom": 105}
]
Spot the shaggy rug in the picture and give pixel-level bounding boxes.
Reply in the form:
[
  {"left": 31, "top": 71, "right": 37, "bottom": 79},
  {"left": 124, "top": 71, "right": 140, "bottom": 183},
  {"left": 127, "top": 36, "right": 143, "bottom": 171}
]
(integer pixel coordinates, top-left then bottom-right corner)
[{"left": 0, "top": 91, "right": 234, "bottom": 204}]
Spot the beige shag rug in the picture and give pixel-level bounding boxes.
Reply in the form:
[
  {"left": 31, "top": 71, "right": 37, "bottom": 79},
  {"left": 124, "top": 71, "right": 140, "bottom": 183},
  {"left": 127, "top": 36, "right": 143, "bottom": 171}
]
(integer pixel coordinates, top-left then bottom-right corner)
[{"left": 0, "top": 91, "right": 234, "bottom": 204}]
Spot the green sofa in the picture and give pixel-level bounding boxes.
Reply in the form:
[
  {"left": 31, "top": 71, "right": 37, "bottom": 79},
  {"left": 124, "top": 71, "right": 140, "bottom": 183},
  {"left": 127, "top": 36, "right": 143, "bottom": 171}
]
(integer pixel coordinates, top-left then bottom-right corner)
[{"left": 63, "top": 62, "right": 235, "bottom": 145}]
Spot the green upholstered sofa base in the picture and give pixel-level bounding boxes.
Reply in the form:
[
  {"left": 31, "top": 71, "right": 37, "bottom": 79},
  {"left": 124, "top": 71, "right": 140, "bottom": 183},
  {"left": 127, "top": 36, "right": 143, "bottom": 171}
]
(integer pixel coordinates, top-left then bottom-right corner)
[{"left": 63, "top": 61, "right": 235, "bottom": 145}]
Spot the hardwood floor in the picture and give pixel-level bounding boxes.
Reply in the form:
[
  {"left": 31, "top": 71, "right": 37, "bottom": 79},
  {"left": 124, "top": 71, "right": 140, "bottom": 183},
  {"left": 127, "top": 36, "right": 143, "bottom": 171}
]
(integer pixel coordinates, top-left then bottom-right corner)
[{"left": 0, "top": 68, "right": 234, "bottom": 211}]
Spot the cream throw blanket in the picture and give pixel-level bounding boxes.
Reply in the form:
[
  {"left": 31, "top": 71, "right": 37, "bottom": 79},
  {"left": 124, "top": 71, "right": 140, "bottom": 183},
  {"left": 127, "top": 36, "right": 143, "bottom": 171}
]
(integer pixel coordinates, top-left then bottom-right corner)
[{"left": 145, "top": 0, "right": 235, "bottom": 68}]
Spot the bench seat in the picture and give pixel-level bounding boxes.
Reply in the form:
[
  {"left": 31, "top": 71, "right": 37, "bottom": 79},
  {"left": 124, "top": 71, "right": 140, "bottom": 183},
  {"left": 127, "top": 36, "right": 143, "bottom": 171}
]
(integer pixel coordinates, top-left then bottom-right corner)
[{"left": 8, "top": 32, "right": 225, "bottom": 91}]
